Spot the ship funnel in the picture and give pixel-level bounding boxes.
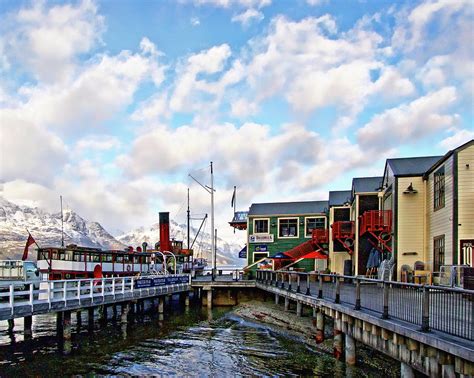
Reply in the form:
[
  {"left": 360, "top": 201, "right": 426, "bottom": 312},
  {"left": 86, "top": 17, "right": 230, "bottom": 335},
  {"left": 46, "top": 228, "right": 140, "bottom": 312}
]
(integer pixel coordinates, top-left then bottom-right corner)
[{"left": 159, "top": 212, "right": 171, "bottom": 252}]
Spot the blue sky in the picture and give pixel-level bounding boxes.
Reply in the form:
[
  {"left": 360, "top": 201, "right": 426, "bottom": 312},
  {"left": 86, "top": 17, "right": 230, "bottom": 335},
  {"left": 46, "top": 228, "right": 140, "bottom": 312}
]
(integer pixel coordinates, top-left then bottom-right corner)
[{"left": 0, "top": 0, "right": 472, "bottom": 242}]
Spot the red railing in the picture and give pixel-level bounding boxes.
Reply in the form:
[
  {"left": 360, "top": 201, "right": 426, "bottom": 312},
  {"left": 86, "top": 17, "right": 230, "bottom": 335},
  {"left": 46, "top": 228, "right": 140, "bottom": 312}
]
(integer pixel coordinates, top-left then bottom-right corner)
[
  {"left": 312, "top": 229, "right": 329, "bottom": 244},
  {"left": 331, "top": 221, "right": 355, "bottom": 240},
  {"left": 359, "top": 210, "right": 392, "bottom": 236}
]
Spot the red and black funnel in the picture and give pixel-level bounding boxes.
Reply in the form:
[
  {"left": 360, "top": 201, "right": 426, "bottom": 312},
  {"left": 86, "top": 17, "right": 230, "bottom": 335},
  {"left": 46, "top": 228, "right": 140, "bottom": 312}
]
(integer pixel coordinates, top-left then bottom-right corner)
[{"left": 159, "top": 212, "right": 171, "bottom": 252}]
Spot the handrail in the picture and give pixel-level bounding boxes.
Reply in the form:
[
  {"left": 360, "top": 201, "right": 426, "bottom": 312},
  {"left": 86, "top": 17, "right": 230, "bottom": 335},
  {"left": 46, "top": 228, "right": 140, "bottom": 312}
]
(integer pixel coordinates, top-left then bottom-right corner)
[{"left": 255, "top": 270, "right": 474, "bottom": 341}]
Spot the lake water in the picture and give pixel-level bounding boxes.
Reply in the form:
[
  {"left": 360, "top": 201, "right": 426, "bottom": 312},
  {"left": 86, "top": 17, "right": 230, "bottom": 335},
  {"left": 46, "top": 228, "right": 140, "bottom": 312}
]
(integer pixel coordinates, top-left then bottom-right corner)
[{"left": 0, "top": 299, "right": 398, "bottom": 376}]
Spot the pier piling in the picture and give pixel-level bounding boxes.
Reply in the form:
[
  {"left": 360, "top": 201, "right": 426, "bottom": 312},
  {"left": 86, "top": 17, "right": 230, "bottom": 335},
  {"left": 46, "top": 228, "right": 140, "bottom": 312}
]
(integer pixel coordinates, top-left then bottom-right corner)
[
  {"left": 88, "top": 307, "right": 94, "bottom": 329},
  {"left": 7, "top": 319, "right": 14, "bottom": 332},
  {"left": 158, "top": 297, "right": 164, "bottom": 314},
  {"left": 284, "top": 297, "right": 289, "bottom": 312},
  {"left": 345, "top": 333, "right": 356, "bottom": 365},
  {"left": 63, "top": 311, "right": 72, "bottom": 355},
  {"left": 275, "top": 293, "right": 280, "bottom": 305},
  {"left": 316, "top": 310, "right": 325, "bottom": 344},
  {"left": 296, "top": 301, "right": 302, "bottom": 317},
  {"left": 24, "top": 315, "right": 32, "bottom": 339},
  {"left": 400, "top": 362, "right": 415, "bottom": 378},
  {"left": 207, "top": 290, "right": 213, "bottom": 308}
]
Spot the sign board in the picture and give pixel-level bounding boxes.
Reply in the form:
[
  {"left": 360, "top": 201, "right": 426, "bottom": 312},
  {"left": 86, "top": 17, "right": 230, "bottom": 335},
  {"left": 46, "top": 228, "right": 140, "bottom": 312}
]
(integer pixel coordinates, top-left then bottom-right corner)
[
  {"left": 460, "top": 239, "right": 474, "bottom": 266},
  {"left": 254, "top": 245, "right": 267, "bottom": 252},
  {"left": 249, "top": 234, "right": 274, "bottom": 243},
  {"left": 134, "top": 275, "right": 189, "bottom": 289},
  {"left": 238, "top": 248, "right": 247, "bottom": 259}
]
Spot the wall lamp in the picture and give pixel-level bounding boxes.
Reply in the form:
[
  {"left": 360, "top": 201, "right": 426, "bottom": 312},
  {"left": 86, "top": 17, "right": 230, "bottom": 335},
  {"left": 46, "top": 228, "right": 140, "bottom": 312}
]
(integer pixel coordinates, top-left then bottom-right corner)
[{"left": 403, "top": 182, "right": 418, "bottom": 194}]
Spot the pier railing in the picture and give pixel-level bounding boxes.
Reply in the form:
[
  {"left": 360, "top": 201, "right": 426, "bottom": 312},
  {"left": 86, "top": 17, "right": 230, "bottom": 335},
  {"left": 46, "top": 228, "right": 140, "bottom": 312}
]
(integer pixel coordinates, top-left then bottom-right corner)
[
  {"left": 0, "top": 274, "right": 191, "bottom": 318},
  {"left": 256, "top": 270, "right": 474, "bottom": 341}
]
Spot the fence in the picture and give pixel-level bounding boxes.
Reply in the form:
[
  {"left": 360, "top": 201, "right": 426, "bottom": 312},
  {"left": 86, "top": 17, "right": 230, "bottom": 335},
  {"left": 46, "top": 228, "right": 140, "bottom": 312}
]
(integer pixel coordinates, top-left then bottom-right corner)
[
  {"left": 256, "top": 270, "right": 474, "bottom": 341},
  {"left": 0, "top": 274, "right": 191, "bottom": 317}
]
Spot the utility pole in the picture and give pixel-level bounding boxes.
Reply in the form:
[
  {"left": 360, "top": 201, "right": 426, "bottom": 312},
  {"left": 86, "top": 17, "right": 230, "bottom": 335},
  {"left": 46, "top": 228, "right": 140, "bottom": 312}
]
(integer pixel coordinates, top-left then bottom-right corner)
[
  {"left": 210, "top": 162, "right": 215, "bottom": 279},
  {"left": 60, "top": 195, "right": 64, "bottom": 247},
  {"left": 187, "top": 188, "right": 190, "bottom": 250}
]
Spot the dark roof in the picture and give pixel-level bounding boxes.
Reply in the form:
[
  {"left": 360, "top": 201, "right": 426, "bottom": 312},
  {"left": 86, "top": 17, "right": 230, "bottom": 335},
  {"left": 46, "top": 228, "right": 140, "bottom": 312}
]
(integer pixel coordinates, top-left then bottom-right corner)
[
  {"left": 352, "top": 177, "right": 383, "bottom": 193},
  {"left": 329, "top": 190, "right": 352, "bottom": 207},
  {"left": 248, "top": 201, "right": 328, "bottom": 216},
  {"left": 386, "top": 156, "right": 443, "bottom": 177}
]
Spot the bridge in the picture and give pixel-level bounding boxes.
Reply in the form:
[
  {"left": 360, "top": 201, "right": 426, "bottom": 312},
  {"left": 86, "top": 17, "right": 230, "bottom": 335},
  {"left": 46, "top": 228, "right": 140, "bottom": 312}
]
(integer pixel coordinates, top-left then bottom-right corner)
[{"left": 256, "top": 270, "right": 474, "bottom": 377}]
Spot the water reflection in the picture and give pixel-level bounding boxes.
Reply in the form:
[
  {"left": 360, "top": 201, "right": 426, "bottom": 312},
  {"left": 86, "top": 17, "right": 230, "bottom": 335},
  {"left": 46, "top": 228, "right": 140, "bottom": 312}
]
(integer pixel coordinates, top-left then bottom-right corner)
[{"left": 0, "top": 301, "right": 398, "bottom": 377}]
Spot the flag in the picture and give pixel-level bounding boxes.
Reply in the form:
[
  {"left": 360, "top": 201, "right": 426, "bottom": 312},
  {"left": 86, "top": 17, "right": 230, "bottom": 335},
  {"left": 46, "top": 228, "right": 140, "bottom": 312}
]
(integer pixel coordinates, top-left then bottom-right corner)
[
  {"left": 22, "top": 233, "right": 36, "bottom": 261},
  {"left": 231, "top": 186, "right": 236, "bottom": 208}
]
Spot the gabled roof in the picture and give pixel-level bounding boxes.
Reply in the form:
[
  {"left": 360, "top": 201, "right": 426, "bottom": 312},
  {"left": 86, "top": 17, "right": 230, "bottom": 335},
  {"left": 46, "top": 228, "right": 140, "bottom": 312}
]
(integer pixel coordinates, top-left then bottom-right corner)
[
  {"left": 329, "top": 190, "right": 352, "bottom": 207},
  {"left": 386, "top": 156, "right": 443, "bottom": 177},
  {"left": 352, "top": 177, "right": 383, "bottom": 194},
  {"left": 248, "top": 201, "right": 328, "bottom": 216},
  {"left": 424, "top": 139, "right": 474, "bottom": 177}
]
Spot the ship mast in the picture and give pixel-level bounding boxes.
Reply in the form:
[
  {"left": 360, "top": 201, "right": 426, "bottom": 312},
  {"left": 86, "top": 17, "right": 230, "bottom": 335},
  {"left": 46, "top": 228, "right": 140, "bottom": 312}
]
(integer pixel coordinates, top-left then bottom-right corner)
[
  {"left": 60, "top": 195, "right": 64, "bottom": 247},
  {"left": 187, "top": 188, "right": 190, "bottom": 250}
]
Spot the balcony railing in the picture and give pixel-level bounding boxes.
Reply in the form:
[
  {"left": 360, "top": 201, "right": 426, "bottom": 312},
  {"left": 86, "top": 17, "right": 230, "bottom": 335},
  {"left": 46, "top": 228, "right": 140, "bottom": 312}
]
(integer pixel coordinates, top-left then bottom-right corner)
[
  {"left": 331, "top": 221, "right": 355, "bottom": 240},
  {"left": 312, "top": 229, "right": 329, "bottom": 244},
  {"left": 359, "top": 210, "right": 392, "bottom": 236}
]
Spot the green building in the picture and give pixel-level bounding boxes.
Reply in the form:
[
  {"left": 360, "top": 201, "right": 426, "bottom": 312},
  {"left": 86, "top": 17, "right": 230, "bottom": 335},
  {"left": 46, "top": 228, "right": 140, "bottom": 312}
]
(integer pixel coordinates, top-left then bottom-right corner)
[{"left": 246, "top": 201, "right": 329, "bottom": 272}]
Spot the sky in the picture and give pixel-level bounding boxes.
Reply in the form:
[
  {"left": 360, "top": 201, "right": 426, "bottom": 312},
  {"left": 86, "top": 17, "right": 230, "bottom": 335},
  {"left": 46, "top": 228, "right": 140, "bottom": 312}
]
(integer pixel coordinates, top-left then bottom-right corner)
[{"left": 0, "top": 0, "right": 473, "bottom": 245}]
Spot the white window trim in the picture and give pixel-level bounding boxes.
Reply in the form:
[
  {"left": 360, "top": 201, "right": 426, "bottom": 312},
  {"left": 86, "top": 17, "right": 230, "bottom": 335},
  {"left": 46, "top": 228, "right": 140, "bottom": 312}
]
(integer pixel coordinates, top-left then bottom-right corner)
[
  {"left": 253, "top": 218, "right": 270, "bottom": 235},
  {"left": 304, "top": 216, "right": 326, "bottom": 238},
  {"left": 253, "top": 251, "right": 269, "bottom": 263},
  {"left": 277, "top": 217, "right": 299, "bottom": 239}
]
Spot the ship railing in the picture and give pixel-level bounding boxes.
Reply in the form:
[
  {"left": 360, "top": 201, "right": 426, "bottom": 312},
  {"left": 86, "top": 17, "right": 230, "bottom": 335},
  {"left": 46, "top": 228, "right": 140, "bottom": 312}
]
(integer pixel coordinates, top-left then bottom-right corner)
[
  {"left": 0, "top": 274, "right": 191, "bottom": 315},
  {"left": 255, "top": 270, "right": 474, "bottom": 342}
]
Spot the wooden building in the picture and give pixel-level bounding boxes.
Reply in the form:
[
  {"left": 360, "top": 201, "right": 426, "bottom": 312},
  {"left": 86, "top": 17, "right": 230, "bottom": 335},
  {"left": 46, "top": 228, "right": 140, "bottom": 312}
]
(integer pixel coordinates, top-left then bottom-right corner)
[
  {"left": 246, "top": 201, "right": 328, "bottom": 271},
  {"left": 328, "top": 190, "right": 353, "bottom": 275}
]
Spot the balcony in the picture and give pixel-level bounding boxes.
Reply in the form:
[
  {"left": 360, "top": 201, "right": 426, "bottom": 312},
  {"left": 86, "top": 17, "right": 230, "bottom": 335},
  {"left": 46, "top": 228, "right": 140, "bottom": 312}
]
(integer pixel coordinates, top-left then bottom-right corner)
[
  {"left": 312, "top": 229, "right": 329, "bottom": 244},
  {"left": 229, "top": 211, "right": 248, "bottom": 230},
  {"left": 331, "top": 221, "right": 355, "bottom": 240},
  {"left": 359, "top": 210, "right": 392, "bottom": 236}
]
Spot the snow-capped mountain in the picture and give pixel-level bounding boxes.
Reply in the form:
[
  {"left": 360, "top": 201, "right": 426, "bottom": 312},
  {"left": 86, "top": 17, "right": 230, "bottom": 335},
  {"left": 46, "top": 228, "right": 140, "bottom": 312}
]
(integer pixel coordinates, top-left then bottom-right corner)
[
  {"left": 0, "top": 197, "right": 124, "bottom": 259},
  {"left": 0, "top": 197, "right": 244, "bottom": 266},
  {"left": 117, "top": 220, "right": 244, "bottom": 266}
]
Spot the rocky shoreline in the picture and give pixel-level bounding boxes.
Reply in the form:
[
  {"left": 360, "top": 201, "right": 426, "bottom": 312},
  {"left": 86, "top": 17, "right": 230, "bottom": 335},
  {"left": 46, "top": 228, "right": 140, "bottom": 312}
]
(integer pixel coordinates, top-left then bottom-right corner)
[{"left": 231, "top": 300, "right": 400, "bottom": 376}]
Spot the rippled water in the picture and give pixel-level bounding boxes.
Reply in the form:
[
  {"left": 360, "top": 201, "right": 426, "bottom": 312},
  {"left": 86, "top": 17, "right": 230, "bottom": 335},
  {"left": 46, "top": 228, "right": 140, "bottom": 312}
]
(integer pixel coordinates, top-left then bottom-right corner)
[{"left": 0, "top": 300, "right": 397, "bottom": 377}]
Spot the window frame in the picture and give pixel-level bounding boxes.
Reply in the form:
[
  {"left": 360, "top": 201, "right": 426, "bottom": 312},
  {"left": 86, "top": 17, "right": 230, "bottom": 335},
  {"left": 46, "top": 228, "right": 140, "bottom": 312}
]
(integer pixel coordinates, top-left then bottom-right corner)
[
  {"left": 304, "top": 216, "right": 326, "bottom": 238},
  {"left": 278, "top": 217, "right": 299, "bottom": 239},
  {"left": 434, "top": 166, "right": 445, "bottom": 211},
  {"left": 253, "top": 218, "right": 270, "bottom": 234},
  {"left": 253, "top": 251, "right": 269, "bottom": 263},
  {"left": 433, "top": 235, "right": 445, "bottom": 272}
]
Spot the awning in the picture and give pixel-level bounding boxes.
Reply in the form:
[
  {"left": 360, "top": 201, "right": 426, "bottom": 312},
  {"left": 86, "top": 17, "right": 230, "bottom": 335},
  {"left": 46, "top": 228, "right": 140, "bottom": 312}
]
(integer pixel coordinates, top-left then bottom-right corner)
[{"left": 301, "top": 250, "right": 328, "bottom": 259}]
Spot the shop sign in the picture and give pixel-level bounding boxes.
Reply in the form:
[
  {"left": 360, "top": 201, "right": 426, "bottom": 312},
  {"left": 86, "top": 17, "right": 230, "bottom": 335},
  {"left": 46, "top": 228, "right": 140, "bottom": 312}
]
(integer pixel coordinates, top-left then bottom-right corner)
[
  {"left": 254, "top": 245, "right": 268, "bottom": 252},
  {"left": 460, "top": 239, "right": 474, "bottom": 266},
  {"left": 249, "top": 234, "right": 274, "bottom": 243}
]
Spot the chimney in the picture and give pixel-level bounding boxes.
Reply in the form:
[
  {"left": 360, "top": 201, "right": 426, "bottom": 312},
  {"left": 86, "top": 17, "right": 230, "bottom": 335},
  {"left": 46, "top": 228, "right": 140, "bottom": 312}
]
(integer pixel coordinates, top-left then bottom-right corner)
[{"left": 159, "top": 212, "right": 171, "bottom": 252}]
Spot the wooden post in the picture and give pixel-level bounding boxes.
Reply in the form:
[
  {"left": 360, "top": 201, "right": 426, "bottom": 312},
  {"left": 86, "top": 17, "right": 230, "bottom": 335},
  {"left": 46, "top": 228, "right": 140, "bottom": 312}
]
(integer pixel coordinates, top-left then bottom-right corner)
[
  {"left": 355, "top": 278, "right": 361, "bottom": 310},
  {"left": 88, "top": 307, "right": 94, "bottom": 329},
  {"left": 56, "top": 311, "right": 63, "bottom": 336},
  {"left": 296, "top": 274, "right": 301, "bottom": 293},
  {"left": 63, "top": 310, "right": 72, "bottom": 355},
  {"left": 284, "top": 297, "right": 289, "bottom": 312},
  {"left": 275, "top": 293, "right": 280, "bottom": 305},
  {"left": 76, "top": 311, "right": 82, "bottom": 329},
  {"left": 7, "top": 319, "right": 14, "bottom": 332},
  {"left": 345, "top": 333, "right": 356, "bottom": 365},
  {"left": 421, "top": 286, "right": 430, "bottom": 332},
  {"left": 207, "top": 290, "right": 213, "bottom": 309},
  {"left": 400, "top": 362, "right": 415, "bottom": 378},
  {"left": 296, "top": 301, "right": 302, "bottom": 317},
  {"left": 382, "top": 282, "right": 389, "bottom": 319},
  {"left": 316, "top": 310, "right": 325, "bottom": 343},
  {"left": 158, "top": 297, "right": 164, "bottom": 314},
  {"left": 318, "top": 275, "right": 323, "bottom": 298},
  {"left": 335, "top": 276, "right": 341, "bottom": 303},
  {"left": 306, "top": 274, "right": 311, "bottom": 295},
  {"left": 24, "top": 315, "right": 33, "bottom": 339}
]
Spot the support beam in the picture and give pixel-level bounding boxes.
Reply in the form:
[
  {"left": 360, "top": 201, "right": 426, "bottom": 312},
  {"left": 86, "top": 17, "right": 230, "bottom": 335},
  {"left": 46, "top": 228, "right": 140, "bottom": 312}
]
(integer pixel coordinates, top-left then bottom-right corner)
[
  {"left": 207, "top": 290, "right": 213, "bottom": 309},
  {"left": 24, "top": 315, "right": 32, "bottom": 339},
  {"left": 296, "top": 301, "right": 302, "bottom": 317},
  {"left": 400, "top": 362, "right": 415, "bottom": 378},
  {"left": 345, "top": 333, "right": 356, "bottom": 365},
  {"left": 316, "top": 310, "right": 325, "bottom": 344},
  {"left": 63, "top": 311, "right": 72, "bottom": 355}
]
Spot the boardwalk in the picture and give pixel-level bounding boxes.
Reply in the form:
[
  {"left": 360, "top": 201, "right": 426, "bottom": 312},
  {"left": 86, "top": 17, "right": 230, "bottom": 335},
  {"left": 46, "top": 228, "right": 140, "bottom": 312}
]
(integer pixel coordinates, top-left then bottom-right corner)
[{"left": 0, "top": 275, "right": 190, "bottom": 321}]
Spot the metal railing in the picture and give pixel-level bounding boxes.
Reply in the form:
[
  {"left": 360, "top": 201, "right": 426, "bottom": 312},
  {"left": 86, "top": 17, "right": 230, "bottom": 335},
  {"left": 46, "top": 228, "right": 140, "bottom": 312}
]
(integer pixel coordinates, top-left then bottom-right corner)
[
  {"left": 0, "top": 274, "right": 191, "bottom": 317},
  {"left": 256, "top": 270, "right": 474, "bottom": 341}
]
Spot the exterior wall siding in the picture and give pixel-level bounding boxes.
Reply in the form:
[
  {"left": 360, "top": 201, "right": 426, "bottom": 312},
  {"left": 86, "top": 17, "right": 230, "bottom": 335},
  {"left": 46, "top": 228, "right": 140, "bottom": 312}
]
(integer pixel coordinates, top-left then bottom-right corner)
[
  {"left": 247, "top": 213, "right": 327, "bottom": 270},
  {"left": 426, "top": 156, "right": 454, "bottom": 271},
  {"left": 396, "top": 176, "right": 426, "bottom": 279},
  {"left": 328, "top": 206, "right": 351, "bottom": 274},
  {"left": 457, "top": 146, "right": 474, "bottom": 265}
]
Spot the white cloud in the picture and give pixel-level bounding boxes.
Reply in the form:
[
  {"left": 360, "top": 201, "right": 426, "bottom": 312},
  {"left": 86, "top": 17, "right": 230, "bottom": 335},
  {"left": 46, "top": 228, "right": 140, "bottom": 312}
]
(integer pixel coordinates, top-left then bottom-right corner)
[
  {"left": 0, "top": 110, "right": 67, "bottom": 184},
  {"left": 439, "top": 129, "right": 474, "bottom": 151},
  {"left": 231, "top": 9, "right": 264, "bottom": 26},
  {"left": 76, "top": 135, "right": 122, "bottom": 152},
  {"left": 357, "top": 87, "right": 458, "bottom": 151},
  {"left": 191, "top": 0, "right": 271, "bottom": 9},
  {"left": 190, "top": 17, "right": 200, "bottom": 26},
  {"left": 372, "top": 66, "right": 415, "bottom": 99},
  {"left": 2, "top": 0, "right": 104, "bottom": 83}
]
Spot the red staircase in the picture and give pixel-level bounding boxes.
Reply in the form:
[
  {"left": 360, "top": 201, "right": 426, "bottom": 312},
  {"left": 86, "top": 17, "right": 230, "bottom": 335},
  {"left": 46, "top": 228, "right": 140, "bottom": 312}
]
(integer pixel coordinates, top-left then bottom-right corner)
[
  {"left": 331, "top": 221, "right": 355, "bottom": 255},
  {"left": 359, "top": 210, "right": 393, "bottom": 253}
]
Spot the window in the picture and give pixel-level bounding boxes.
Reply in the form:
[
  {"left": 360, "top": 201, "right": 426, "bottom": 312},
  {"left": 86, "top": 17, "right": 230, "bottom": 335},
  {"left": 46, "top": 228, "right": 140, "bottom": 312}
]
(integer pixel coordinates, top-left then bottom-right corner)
[
  {"left": 279, "top": 218, "right": 298, "bottom": 238},
  {"left": 254, "top": 219, "right": 269, "bottom": 234},
  {"left": 433, "top": 235, "right": 445, "bottom": 272},
  {"left": 434, "top": 166, "right": 445, "bottom": 210},
  {"left": 253, "top": 252, "right": 269, "bottom": 263},
  {"left": 305, "top": 217, "right": 326, "bottom": 237}
]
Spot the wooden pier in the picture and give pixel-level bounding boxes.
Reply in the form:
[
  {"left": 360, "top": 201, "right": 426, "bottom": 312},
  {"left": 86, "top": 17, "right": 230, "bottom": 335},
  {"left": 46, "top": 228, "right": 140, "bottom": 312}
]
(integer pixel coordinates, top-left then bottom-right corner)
[{"left": 256, "top": 270, "right": 474, "bottom": 377}]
